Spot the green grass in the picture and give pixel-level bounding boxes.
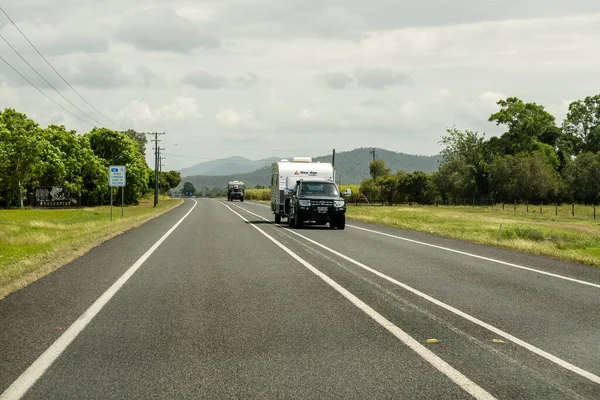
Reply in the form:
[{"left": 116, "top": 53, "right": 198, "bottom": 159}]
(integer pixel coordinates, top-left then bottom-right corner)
[
  {"left": 346, "top": 204, "right": 600, "bottom": 267},
  {"left": 0, "top": 197, "right": 183, "bottom": 299}
]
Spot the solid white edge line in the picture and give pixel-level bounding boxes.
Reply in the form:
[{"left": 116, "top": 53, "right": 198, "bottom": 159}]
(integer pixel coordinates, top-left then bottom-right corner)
[
  {"left": 0, "top": 200, "right": 198, "bottom": 400},
  {"left": 347, "top": 225, "right": 600, "bottom": 289},
  {"left": 231, "top": 203, "right": 600, "bottom": 385},
  {"left": 220, "top": 202, "right": 496, "bottom": 400}
]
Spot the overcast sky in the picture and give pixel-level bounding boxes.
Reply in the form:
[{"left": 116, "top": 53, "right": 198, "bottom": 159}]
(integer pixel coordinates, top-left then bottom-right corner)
[{"left": 1, "top": 0, "right": 599, "bottom": 170}]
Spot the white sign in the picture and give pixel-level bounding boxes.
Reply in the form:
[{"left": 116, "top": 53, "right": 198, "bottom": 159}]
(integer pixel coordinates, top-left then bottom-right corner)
[{"left": 109, "top": 165, "right": 126, "bottom": 187}]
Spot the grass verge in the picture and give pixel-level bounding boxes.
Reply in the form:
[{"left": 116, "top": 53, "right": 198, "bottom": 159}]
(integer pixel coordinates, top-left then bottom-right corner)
[
  {"left": 0, "top": 197, "right": 183, "bottom": 299},
  {"left": 346, "top": 205, "right": 600, "bottom": 267}
]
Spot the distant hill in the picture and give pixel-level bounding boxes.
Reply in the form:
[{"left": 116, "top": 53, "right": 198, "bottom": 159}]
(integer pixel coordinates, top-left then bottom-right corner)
[
  {"left": 178, "top": 156, "right": 280, "bottom": 176},
  {"left": 179, "top": 148, "right": 441, "bottom": 190}
]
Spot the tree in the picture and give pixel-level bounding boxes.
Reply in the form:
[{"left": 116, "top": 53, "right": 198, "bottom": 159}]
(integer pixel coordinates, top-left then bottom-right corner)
[
  {"left": 489, "top": 97, "right": 559, "bottom": 153},
  {"left": 41, "top": 125, "right": 108, "bottom": 205},
  {"left": 400, "top": 171, "right": 431, "bottom": 204},
  {"left": 182, "top": 182, "right": 196, "bottom": 196},
  {"left": 0, "top": 109, "right": 54, "bottom": 208},
  {"left": 359, "top": 178, "right": 380, "bottom": 201},
  {"left": 438, "top": 127, "right": 487, "bottom": 200},
  {"left": 164, "top": 170, "right": 182, "bottom": 190},
  {"left": 378, "top": 175, "right": 399, "bottom": 205},
  {"left": 488, "top": 151, "right": 562, "bottom": 203},
  {"left": 563, "top": 152, "right": 600, "bottom": 204},
  {"left": 563, "top": 95, "right": 600, "bottom": 154},
  {"left": 87, "top": 128, "right": 149, "bottom": 205},
  {"left": 369, "top": 160, "right": 390, "bottom": 181},
  {"left": 122, "top": 129, "right": 148, "bottom": 156}
]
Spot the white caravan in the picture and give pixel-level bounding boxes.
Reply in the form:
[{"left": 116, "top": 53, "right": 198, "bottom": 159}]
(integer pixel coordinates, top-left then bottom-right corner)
[{"left": 271, "top": 157, "right": 334, "bottom": 223}]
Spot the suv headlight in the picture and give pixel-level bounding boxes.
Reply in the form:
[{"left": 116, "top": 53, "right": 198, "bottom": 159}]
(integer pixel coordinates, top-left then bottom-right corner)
[
  {"left": 334, "top": 200, "right": 345, "bottom": 208},
  {"left": 298, "top": 199, "right": 311, "bottom": 207}
]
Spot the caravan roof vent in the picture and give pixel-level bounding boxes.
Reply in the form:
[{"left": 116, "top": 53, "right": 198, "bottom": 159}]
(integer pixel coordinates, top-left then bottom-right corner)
[
  {"left": 292, "top": 157, "right": 312, "bottom": 163},
  {"left": 280, "top": 159, "right": 289, "bottom": 162}
]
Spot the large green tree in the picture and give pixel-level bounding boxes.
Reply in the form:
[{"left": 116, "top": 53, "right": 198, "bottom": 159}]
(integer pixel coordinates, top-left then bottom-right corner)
[
  {"left": 41, "top": 125, "right": 108, "bottom": 205},
  {"left": 488, "top": 97, "right": 559, "bottom": 154},
  {"left": 488, "top": 151, "right": 562, "bottom": 203},
  {"left": 563, "top": 152, "right": 600, "bottom": 204},
  {"left": 87, "top": 128, "right": 149, "bottom": 205},
  {"left": 563, "top": 95, "right": 600, "bottom": 154},
  {"left": 122, "top": 129, "right": 148, "bottom": 156},
  {"left": 438, "top": 127, "right": 488, "bottom": 200},
  {"left": 0, "top": 109, "right": 56, "bottom": 208}
]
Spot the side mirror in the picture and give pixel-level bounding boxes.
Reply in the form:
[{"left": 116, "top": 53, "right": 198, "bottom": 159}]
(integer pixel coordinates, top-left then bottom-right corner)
[
  {"left": 284, "top": 188, "right": 292, "bottom": 195},
  {"left": 344, "top": 188, "right": 352, "bottom": 197}
]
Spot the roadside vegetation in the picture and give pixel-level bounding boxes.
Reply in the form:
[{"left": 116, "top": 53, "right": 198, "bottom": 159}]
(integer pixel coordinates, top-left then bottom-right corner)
[{"left": 0, "top": 196, "right": 182, "bottom": 299}]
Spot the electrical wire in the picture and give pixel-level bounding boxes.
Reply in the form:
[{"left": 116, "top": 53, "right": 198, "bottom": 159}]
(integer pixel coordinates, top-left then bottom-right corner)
[
  {"left": 0, "top": 32, "right": 105, "bottom": 127},
  {"left": 0, "top": 5, "right": 124, "bottom": 130},
  {"left": 0, "top": 53, "right": 94, "bottom": 127}
]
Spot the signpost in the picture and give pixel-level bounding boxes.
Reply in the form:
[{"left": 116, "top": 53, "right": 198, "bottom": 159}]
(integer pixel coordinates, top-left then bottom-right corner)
[{"left": 109, "top": 165, "right": 126, "bottom": 220}]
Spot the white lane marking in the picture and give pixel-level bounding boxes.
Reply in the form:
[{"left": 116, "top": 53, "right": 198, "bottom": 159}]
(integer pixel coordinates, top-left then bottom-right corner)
[
  {"left": 1, "top": 200, "right": 199, "bottom": 400},
  {"left": 347, "top": 224, "right": 600, "bottom": 289},
  {"left": 220, "top": 202, "right": 496, "bottom": 400},
  {"left": 232, "top": 204, "right": 600, "bottom": 385},
  {"left": 243, "top": 201, "right": 600, "bottom": 289}
]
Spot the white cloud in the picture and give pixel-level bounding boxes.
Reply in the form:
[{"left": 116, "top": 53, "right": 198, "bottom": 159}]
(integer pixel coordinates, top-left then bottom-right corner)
[
  {"left": 1, "top": 0, "right": 600, "bottom": 170},
  {"left": 216, "top": 108, "right": 265, "bottom": 130}
]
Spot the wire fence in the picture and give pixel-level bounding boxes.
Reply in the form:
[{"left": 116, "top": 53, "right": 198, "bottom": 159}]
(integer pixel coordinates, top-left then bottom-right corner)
[{"left": 347, "top": 198, "right": 600, "bottom": 220}]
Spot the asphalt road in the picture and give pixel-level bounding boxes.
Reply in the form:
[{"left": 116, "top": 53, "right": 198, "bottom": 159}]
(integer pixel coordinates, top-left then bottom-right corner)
[{"left": 1, "top": 198, "right": 600, "bottom": 399}]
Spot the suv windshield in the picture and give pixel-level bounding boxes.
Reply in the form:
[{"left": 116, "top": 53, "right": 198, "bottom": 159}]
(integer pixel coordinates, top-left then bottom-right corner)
[{"left": 299, "top": 182, "right": 339, "bottom": 197}]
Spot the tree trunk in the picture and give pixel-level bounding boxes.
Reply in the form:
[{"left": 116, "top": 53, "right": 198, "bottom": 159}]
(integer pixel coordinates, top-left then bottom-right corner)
[{"left": 19, "top": 180, "right": 24, "bottom": 208}]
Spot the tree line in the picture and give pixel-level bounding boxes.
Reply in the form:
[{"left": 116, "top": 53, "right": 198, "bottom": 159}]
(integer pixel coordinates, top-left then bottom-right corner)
[
  {"left": 360, "top": 94, "right": 600, "bottom": 205},
  {"left": 0, "top": 108, "right": 181, "bottom": 208}
]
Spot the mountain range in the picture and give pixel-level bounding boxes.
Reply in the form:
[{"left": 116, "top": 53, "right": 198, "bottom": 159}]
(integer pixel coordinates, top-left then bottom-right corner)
[
  {"left": 178, "top": 156, "right": 281, "bottom": 176},
  {"left": 178, "top": 147, "right": 442, "bottom": 190}
]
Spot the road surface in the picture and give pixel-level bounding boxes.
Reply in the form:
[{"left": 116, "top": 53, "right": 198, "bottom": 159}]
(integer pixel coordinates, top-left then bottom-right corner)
[{"left": 1, "top": 199, "right": 599, "bottom": 399}]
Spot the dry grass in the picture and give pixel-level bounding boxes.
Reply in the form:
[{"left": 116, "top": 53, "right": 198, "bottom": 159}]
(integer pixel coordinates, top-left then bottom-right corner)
[
  {"left": 0, "top": 197, "right": 183, "bottom": 299},
  {"left": 346, "top": 205, "right": 600, "bottom": 267}
]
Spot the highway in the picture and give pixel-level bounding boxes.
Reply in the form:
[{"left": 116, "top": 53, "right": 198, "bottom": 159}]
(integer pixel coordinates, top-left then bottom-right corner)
[{"left": 1, "top": 198, "right": 600, "bottom": 399}]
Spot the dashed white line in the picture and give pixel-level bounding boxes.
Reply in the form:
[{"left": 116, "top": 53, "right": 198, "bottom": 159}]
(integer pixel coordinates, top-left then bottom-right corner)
[
  {"left": 1, "top": 200, "right": 198, "bottom": 400},
  {"left": 220, "top": 202, "right": 496, "bottom": 400},
  {"left": 232, "top": 203, "right": 600, "bottom": 386}
]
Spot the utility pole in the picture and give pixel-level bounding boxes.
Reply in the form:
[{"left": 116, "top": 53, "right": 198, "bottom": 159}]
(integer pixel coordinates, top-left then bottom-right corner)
[
  {"left": 370, "top": 148, "right": 377, "bottom": 180},
  {"left": 147, "top": 132, "right": 165, "bottom": 207}
]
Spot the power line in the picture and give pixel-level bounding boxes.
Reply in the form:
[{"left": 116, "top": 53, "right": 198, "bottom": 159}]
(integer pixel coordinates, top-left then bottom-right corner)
[
  {"left": 0, "top": 5, "right": 124, "bottom": 130},
  {"left": 0, "top": 54, "right": 94, "bottom": 127},
  {"left": 0, "top": 33, "right": 106, "bottom": 127}
]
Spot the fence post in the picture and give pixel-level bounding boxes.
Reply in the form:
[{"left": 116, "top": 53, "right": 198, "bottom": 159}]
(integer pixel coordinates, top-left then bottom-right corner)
[
  {"left": 514, "top": 199, "right": 516, "bottom": 214},
  {"left": 540, "top": 202, "right": 543, "bottom": 215},
  {"left": 572, "top": 203, "right": 575, "bottom": 217},
  {"left": 526, "top": 200, "right": 529, "bottom": 213},
  {"left": 555, "top": 203, "right": 558, "bottom": 216}
]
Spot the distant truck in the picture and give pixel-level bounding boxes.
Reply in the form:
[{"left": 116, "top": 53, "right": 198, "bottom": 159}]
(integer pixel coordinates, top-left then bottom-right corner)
[
  {"left": 227, "top": 181, "right": 245, "bottom": 202},
  {"left": 271, "top": 157, "right": 350, "bottom": 229}
]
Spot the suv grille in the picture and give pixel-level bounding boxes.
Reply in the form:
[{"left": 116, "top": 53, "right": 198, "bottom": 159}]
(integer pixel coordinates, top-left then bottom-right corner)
[{"left": 312, "top": 200, "right": 333, "bottom": 206}]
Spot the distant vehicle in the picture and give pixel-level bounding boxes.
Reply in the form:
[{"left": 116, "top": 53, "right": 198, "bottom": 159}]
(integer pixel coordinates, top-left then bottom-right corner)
[
  {"left": 227, "top": 181, "right": 245, "bottom": 202},
  {"left": 271, "top": 157, "right": 350, "bottom": 228}
]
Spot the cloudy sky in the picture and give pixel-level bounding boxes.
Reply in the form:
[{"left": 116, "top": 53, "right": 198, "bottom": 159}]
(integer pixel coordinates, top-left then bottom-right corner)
[{"left": 1, "top": 0, "right": 599, "bottom": 170}]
